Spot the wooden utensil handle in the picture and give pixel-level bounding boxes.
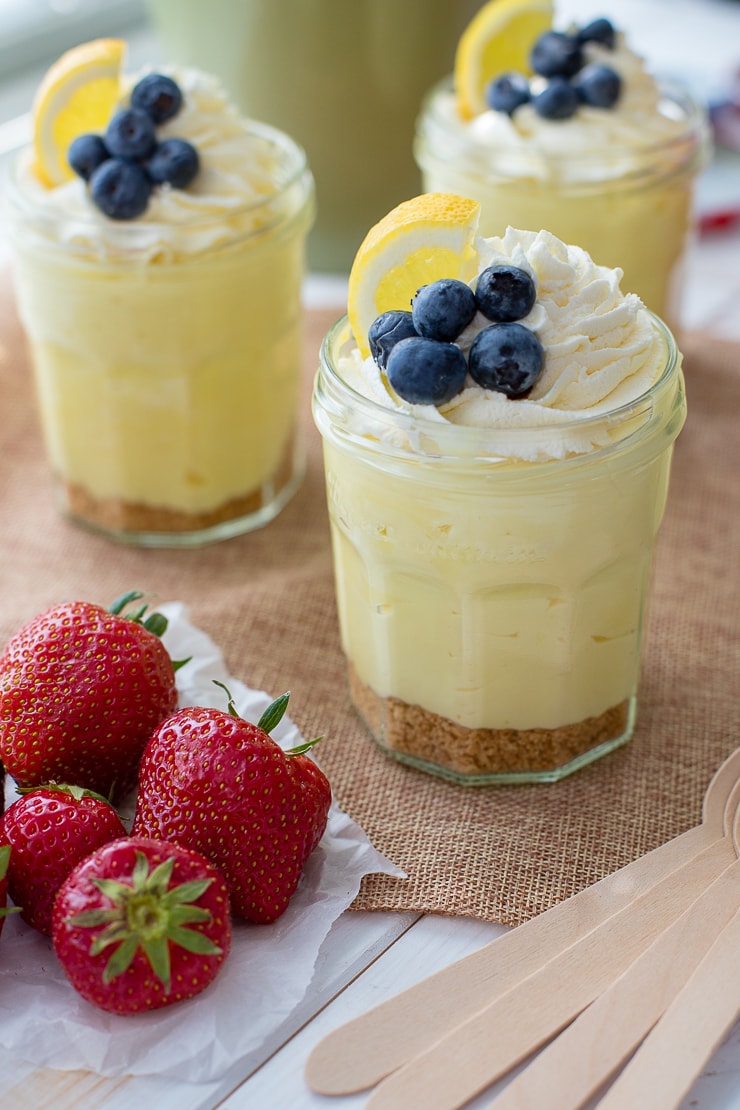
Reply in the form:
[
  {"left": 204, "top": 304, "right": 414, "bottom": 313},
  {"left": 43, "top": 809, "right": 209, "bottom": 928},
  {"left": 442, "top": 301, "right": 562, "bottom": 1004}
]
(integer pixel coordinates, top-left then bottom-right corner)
[
  {"left": 481, "top": 861, "right": 740, "bottom": 1110},
  {"left": 306, "top": 824, "right": 714, "bottom": 1095},
  {"left": 364, "top": 838, "right": 735, "bottom": 1110},
  {"left": 597, "top": 904, "right": 740, "bottom": 1109}
]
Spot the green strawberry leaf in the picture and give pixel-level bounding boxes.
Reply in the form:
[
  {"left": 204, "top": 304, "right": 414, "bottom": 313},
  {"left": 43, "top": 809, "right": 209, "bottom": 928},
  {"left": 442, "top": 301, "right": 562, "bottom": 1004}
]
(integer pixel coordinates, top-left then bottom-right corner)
[
  {"left": 286, "top": 735, "right": 323, "bottom": 757},
  {"left": 143, "top": 612, "right": 168, "bottom": 638},
  {"left": 141, "top": 936, "right": 171, "bottom": 992},
  {"left": 212, "top": 679, "right": 239, "bottom": 717},
  {"left": 258, "top": 692, "right": 290, "bottom": 734},
  {"left": 109, "top": 590, "right": 145, "bottom": 615},
  {"left": 108, "top": 591, "right": 170, "bottom": 639},
  {"left": 161, "top": 878, "right": 213, "bottom": 907},
  {"left": 103, "top": 933, "right": 140, "bottom": 984},
  {"left": 168, "top": 926, "right": 222, "bottom": 957},
  {"left": 168, "top": 904, "right": 213, "bottom": 926}
]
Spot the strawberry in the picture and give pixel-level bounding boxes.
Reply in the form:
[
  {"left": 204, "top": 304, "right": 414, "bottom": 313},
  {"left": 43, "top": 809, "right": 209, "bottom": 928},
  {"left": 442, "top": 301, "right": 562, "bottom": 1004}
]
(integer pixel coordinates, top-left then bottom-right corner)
[
  {"left": 52, "top": 836, "right": 231, "bottom": 1014},
  {"left": 132, "top": 686, "right": 331, "bottom": 924},
  {"left": 0, "top": 784, "right": 127, "bottom": 935},
  {"left": 0, "top": 591, "right": 181, "bottom": 802}
]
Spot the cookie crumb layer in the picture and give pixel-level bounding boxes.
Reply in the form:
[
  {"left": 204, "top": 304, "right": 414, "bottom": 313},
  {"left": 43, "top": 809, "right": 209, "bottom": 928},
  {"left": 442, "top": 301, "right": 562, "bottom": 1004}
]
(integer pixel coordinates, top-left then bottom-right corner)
[{"left": 349, "top": 663, "right": 630, "bottom": 778}]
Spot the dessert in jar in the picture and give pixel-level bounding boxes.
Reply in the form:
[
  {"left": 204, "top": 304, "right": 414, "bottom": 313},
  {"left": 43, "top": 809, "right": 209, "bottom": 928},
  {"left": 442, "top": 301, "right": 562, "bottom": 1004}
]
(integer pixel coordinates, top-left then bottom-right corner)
[
  {"left": 6, "top": 39, "right": 314, "bottom": 546},
  {"left": 414, "top": 1, "right": 710, "bottom": 328},
  {"left": 313, "top": 193, "right": 686, "bottom": 785}
]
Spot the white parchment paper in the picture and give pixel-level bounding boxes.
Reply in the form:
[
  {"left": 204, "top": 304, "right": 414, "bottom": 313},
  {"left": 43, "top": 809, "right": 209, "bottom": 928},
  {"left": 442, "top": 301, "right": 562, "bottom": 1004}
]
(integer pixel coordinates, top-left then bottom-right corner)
[{"left": 0, "top": 602, "right": 403, "bottom": 1081}]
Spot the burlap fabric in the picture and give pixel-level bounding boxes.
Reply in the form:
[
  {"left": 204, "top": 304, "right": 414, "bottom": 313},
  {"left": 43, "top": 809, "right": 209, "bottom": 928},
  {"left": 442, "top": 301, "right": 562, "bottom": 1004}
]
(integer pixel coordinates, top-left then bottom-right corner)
[{"left": 1, "top": 274, "right": 738, "bottom": 928}]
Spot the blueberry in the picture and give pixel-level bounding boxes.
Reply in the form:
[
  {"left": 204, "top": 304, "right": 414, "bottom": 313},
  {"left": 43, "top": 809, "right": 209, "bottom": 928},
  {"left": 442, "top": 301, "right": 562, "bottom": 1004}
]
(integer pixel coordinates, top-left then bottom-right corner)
[
  {"left": 577, "top": 18, "right": 616, "bottom": 50},
  {"left": 67, "top": 133, "right": 109, "bottom": 181},
  {"left": 368, "top": 310, "right": 418, "bottom": 370},
  {"left": 386, "top": 337, "right": 468, "bottom": 406},
  {"left": 104, "top": 109, "right": 157, "bottom": 161},
  {"left": 485, "top": 72, "right": 531, "bottom": 116},
  {"left": 131, "top": 73, "right": 183, "bottom": 124},
  {"left": 475, "top": 265, "right": 537, "bottom": 323},
  {"left": 89, "top": 158, "right": 152, "bottom": 220},
  {"left": 530, "top": 31, "right": 583, "bottom": 79},
  {"left": 411, "top": 279, "right": 477, "bottom": 343},
  {"left": 573, "top": 63, "right": 622, "bottom": 109},
  {"left": 146, "top": 138, "right": 200, "bottom": 189},
  {"left": 468, "top": 323, "right": 544, "bottom": 398},
  {"left": 532, "top": 77, "right": 580, "bottom": 120}
]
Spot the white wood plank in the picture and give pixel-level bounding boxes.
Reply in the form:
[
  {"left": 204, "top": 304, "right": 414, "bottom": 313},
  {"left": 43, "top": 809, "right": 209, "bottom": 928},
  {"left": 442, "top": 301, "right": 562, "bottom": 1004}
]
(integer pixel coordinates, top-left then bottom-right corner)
[{"left": 220, "top": 914, "right": 507, "bottom": 1110}]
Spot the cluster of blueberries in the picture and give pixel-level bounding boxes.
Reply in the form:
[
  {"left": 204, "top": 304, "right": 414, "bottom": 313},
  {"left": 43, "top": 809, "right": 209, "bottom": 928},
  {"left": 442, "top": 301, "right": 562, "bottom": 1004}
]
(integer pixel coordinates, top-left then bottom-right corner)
[
  {"left": 368, "top": 265, "right": 545, "bottom": 407},
  {"left": 67, "top": 74, "right": 199, "bottom": 220},
  {"left": 487, "top": 16, "right": 621, "bottom": 121}
]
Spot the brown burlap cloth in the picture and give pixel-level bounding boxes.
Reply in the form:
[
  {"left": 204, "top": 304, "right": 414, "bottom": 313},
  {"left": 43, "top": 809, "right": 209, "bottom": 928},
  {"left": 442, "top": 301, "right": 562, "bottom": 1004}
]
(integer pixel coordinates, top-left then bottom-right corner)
[{"left": 0, "top": 272, "right": 738, "bottom": 929}]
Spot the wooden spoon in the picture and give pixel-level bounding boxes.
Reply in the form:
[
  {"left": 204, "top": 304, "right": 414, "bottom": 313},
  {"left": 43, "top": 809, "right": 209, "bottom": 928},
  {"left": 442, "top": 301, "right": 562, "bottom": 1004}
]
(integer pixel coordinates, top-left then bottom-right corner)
[
  {"left": 473, "top": 779, "right": 740, "bottom": 1110},
  {"left": 306, "top": 746, "right": 740, "bottom": 1096}
]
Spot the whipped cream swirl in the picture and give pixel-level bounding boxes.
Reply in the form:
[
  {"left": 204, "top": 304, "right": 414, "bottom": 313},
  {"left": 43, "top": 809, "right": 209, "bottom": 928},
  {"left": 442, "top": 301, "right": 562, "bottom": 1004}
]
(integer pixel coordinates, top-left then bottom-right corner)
[
  {"left": 12, "top": 68, "right": 311, "bottom": 263},
  {"left": 423, "top": 34, "right": 695, "bottom": 184},
  {"left": 339, "top": 228, "right": 673, "bottom": 460}
]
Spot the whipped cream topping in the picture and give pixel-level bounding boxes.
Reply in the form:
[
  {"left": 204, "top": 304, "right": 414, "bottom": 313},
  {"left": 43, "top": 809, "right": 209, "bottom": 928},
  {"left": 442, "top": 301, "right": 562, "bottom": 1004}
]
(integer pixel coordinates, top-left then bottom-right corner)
[
  {"left": 12, "top": 68, "right": 310, "bottom": 263},
  {"left": 424, "top": 34, "right": 693, "bottom": 183},
  {"left": 339, "top": 228, "right": 672, "bottom": 460}
]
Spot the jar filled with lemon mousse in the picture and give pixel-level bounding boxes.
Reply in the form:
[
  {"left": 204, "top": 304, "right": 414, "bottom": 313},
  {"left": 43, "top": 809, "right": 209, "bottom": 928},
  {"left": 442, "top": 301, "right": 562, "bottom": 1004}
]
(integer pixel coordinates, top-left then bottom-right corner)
[
  {"left": 414, "top": 3, "right": 710, "bottom": 329},
  {"left": 313, "top": 194, "right": 686, "bottom": 785},
  {"left": 6, "top": 40, "right": 314, "bottom": 546}
]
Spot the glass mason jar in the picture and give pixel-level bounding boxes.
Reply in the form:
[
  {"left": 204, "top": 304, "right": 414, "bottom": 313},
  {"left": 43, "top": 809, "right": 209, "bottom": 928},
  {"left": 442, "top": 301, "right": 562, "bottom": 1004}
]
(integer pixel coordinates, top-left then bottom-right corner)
[
  {"left": 146, "top": 0, "right": 484, "bottom": 273},
  {"left": 6, "top": 122, "right": 314, "bottom": 547},
  {"left": 415, "top": 79, "right": 710, "bottom": 329},
  {"left": 313, "top": 314, "right": 686, "bottom": 785}
]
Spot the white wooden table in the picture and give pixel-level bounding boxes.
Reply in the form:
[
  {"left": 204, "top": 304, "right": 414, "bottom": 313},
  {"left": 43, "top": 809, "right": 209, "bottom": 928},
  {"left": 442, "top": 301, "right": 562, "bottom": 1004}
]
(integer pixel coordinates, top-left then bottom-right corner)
[{"left": 0, "top": 2, "right": 739, "bottom": 1105}]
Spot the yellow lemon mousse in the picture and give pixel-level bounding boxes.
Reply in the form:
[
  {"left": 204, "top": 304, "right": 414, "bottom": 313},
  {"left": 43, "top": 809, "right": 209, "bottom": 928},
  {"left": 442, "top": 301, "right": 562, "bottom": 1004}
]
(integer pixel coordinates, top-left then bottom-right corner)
[
  {"left": 415, "top": 5, "right": 710, "bottom": 326},
  {"left": 8, "top": 41, "right": 314, "bottom": 545},
  {"left": 313, "top": 195, "right": 686, "bottom": 783}
]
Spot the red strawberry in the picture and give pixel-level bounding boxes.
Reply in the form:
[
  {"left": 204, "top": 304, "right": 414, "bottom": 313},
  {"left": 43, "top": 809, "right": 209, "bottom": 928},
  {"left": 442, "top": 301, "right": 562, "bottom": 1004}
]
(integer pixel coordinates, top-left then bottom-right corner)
[
  {"left": 52, "top": 836, "right": 231, "bottom": 1014},
  {"left": 0, "top": 845, "right": 21, "bottom": 937},
  {"left": 132, "top": 687, "right": 331, "bottom": 924},
  {"left": 0, "top": 784, "right": 127, "bottom": 935},
  {"left": 0, "top": 591, "right": 181, "bottom": 801}
]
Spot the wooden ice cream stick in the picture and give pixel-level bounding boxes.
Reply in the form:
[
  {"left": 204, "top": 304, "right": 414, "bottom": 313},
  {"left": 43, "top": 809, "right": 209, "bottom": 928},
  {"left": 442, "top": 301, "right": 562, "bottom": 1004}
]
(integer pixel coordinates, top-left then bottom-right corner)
[
  {"left": 596, "top": 802, "right": 740, "bottom": 1109},
  {"left": 362, "top": 833, "right": 737, "bottom": 1110},
  {"left": 305, "top": 746, "right": 740, "bottom": 1096},
  {"left": 596, "top": 907, "right": 740, "bottom": 1109},
  {"left": 476, "top": 781, "right": 740, "bottom": 1110}
]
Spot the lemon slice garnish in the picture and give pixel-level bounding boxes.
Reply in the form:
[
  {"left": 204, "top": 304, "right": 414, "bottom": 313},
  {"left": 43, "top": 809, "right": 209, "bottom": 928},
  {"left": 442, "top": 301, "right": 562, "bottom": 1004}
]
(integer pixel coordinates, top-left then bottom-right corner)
[
  {"left": 347, "top": 193, "right": 481, "bottom": 358},
  {"left": 454, "top": 0, "right": 553, "bottom": 120},
  {"left": 32, "top": 38, "right": 126, "bottom": 187}
]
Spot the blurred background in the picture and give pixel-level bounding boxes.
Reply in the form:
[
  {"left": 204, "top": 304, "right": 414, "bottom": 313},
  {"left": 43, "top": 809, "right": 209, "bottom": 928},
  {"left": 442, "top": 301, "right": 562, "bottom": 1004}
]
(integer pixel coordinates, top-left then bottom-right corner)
[{"left": 1, "top": 0, "right": 739, "bottom": 298}]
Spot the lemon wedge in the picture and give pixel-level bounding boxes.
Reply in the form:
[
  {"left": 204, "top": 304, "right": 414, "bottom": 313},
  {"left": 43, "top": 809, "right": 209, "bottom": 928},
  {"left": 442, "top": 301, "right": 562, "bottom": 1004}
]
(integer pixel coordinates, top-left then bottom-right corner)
[
  {"left": 454, "top": 0, "right": 553, "bottom": 120},
  {"left": 32, "top": 38, "right": 126, "bottom": 187},
  {"left": 347, "top": 193, "right": 481, "bottom": 357}
]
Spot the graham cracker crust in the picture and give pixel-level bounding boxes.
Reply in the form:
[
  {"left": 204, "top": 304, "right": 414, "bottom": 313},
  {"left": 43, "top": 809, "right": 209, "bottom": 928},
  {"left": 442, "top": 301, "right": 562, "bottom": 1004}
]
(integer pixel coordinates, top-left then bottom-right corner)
[
  {"left": 61, "top": 436, "right": 296, "bottom": 536},
  {"left": 348, "top": 663, "right": 629, "bottom": 777}
]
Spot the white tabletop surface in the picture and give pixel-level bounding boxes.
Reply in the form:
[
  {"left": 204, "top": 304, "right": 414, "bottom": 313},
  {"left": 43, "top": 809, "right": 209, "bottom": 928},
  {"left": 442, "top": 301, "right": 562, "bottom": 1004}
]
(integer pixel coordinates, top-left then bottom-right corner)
[{"left": 0, "top": 3, "right": 739, "bottom": 1108}]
